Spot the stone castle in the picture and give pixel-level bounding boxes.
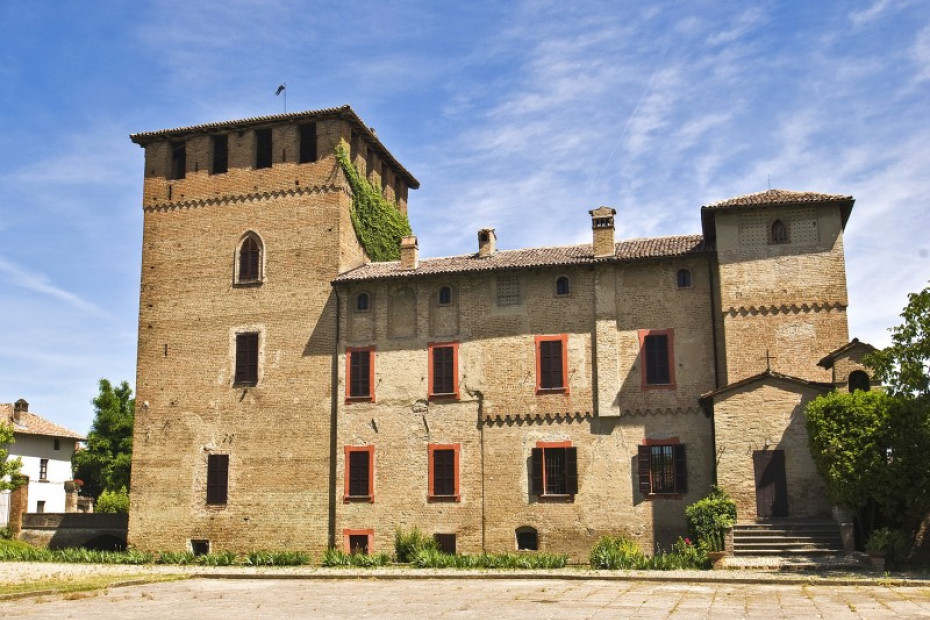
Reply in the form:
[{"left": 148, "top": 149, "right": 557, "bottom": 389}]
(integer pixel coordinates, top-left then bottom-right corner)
[{"left": 127, "top": 106, "right": 871, "bottom": 558}]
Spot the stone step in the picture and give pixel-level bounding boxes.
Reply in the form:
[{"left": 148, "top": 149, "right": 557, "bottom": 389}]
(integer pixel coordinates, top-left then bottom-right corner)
[
  {"left": 732, "top": 548, "right": 842, "bottom": 556},
  {"left": 734, "top": 534, "right": 842, "bottom": 543}
]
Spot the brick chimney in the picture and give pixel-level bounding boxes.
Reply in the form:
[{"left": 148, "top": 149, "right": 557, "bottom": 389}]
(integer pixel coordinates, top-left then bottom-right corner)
[
  {"left": 589, "top": 207, "right": 616, "bottom": 258},
  {"left": 478, "top": 228, "right": 496, "bottom": 258},
  {"left": 13, "top": 398, "right": 28, "bottom": 424},
  {"left": 399, "top": 235, "right": 418, "bottom": 270}
]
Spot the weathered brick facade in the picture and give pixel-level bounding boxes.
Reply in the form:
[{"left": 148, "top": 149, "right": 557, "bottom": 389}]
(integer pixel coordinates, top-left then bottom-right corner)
[{"left": 128, "top": 107, "right": 861, "bottom": 559}]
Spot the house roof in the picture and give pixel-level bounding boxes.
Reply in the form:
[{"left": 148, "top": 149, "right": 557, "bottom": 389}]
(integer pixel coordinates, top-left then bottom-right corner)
[
  {"left": 699, "top": 189, "right": 855, "bottom": 243},
  {"left": 332, "top": 234, "right": 707, "bottom": 283},
  {"left": 699, "top": 370, "right": 834, "bottom": 404},
  {"left": 129, "top": 105, "right": 420, "bottom": 189},
  {"left": 0, "top": 404, "right": 85, "bottom": 440},
  {"left": 817, "top": 338, "right": 878, "bottom": 369}
]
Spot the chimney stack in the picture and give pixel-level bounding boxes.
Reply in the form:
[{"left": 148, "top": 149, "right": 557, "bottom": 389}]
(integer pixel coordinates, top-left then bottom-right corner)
[
  {"left": 399, "top": 235, "right": 419, "bottom": 270},
  {"left": 589, "top": 207, "right": 616, "bottom": 258},
  {"left": 13, "top": 398, "right": 28, "bottom": 424},
  {"left": 478, "top": 228, "right": 496, "bottom": 258}
]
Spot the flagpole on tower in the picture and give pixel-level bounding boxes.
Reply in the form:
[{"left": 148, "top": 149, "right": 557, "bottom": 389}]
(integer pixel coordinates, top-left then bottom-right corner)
[{"left": 275, "top": 82, "right": 287, "bottom": 113}]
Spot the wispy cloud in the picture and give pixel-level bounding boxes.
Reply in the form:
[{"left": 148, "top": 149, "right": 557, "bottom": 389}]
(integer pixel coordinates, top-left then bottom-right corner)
[{"left": 0, "top": 255, "right": 110, "bottom": 318}]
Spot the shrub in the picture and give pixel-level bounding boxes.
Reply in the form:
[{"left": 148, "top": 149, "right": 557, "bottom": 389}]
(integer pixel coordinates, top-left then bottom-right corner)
[
  {"left": 410, "top": 549, "right": 568, "bottom": 569},
  {"left": 589, "top": 535, "right": 645, "bottom": 569},
  {"left": 685, "top": 486, "right": 737, "bottom": 552},
  {"left": 866, "top": 527, "right": 910, "bottom": 568},
  {"left": 320, "top": 548, "right": 390, "bottom": 567},
  {"left": 157, "top": 550, "right": 196, "bottom": 565},
  {"left": 0, "top": 527, "right": 12, "bottom": 540},
  {"left": 245, "top": 550, "right": 311, "bottom": 566},
  {"left": 96, "top": 487, "right": 130, "bottom": 514},
  {"left": 196, "top": 551, "right": 237, "bottom": 566},
  {"left": 394, "top": 527, "right": 438, "bottom": 563}
]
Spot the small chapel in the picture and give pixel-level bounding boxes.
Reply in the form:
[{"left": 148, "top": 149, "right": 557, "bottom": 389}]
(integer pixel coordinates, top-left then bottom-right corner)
[{"left": 126, "top": 106, "right": 872, "bottom": 558}]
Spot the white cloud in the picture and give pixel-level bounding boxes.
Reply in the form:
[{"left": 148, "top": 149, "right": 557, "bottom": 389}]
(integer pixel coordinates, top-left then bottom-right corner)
[{"left": 0, "top": 255, "right": 110, "bottom": 318}]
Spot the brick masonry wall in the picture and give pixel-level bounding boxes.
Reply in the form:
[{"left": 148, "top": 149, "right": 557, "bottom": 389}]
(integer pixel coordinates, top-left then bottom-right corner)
[
  {"left": 129, "top": 118, "right": 370, "bottom": 554},
  {"left": 713, "top": 379, "right": 831, "bottom": 521}
]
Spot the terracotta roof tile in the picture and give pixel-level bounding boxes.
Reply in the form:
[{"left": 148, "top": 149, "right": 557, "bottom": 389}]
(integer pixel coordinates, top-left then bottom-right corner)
[
  {"left": 1, "top": 404, "right": 85, "bottom": 440},
  {"left": 129, "top": 105, "right": 419, "bottom": 189},
  {"left": 703, "top": 189, "right": 853, "bottom": 209},
  {"left": 333, "top": 234, "right": 706, "bottom": 283}
]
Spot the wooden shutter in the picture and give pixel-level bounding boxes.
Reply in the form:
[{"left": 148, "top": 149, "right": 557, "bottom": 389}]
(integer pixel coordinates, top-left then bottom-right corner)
[
  {"left": 565, "top": 447, "right": 578, "bottom": 495},
  {"left": 206, "top": 454, "right": 229, "bottom": 505},
  {"left": 674, "top": 444, "right": 687, "bottom": 493},
  {"left": 637, "top": 445, "right": 652, "bottom": 495},
  {"left": 531, "top": 448, "right": 544, "bottom": 496},
  {"left": 235, "top": 333, "right": 259, "bottom": 384}
]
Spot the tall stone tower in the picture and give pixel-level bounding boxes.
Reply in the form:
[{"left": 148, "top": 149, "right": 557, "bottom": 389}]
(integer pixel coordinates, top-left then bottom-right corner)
[
  {"left": 127, "top": 106, "right": 417, "bottom": 553},
  {"left": 701, "top": 190, "right": 854, "bottom": 382}
]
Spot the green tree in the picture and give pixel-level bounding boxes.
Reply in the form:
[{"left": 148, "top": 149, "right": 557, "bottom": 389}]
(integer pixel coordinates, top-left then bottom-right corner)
[
  {"left": 0, "top": 422, "right": 24, "bottom": 491},
  {"left": 72, "top": 379, "right": 135, "bottom": 499},
  {"left": 866, "top": 283, "right": 930, "bottom": 397},
  {"left": 806, "top": 390, "right": 930, "bottom": 535}
]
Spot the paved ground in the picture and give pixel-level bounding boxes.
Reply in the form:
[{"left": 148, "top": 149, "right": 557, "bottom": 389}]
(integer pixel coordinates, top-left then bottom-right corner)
[{"left": 3, "top": 575, "right": 930, "bottom": 618}]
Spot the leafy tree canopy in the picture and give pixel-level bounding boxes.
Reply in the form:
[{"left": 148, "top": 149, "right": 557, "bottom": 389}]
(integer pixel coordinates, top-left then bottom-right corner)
[
  {"left": 73, "top": 379, "right": 134, "bottom": 499},
  {"left": 806, "top": 390, "right": 930, "bottom": 535},
  {"left": 0, "top": 422, "right": 23, "bottom": 492},
  {"left": 867, "top": 283, "right": 930, "bottom": 397}
]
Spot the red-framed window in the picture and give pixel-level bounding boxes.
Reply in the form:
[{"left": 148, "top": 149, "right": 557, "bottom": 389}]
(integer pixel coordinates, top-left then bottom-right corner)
[
  {"left": 343, "top": 528, "right": 374, "bottom": 554},
  {"left": 531, "top": 441, "right": 578, "bottom": 497},
  {"left": 535, "top": 334, "right": 569, "bottom": 394},
  {"left": 344, "top": 445, "right": 374, "bottom": 502},
  {"left": 638, "top": 438, "right": 687, "bottom": 498},
  {"left": 428, "top": 443, "right": 460, "bottom": 501},
  {"left": 346, "top": 347, "right": 375, "bottom": 402},
  {"left": 428, "top": 342, "right": 459, "bottom": 399},
  {"left": 639, "top": 329, "right": 675, "bottom": 389}
]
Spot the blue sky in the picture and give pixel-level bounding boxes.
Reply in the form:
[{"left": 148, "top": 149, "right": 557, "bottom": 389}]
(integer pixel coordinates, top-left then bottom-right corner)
[{"left": 1, "top": 0, "right": 928, "bottom": 434}]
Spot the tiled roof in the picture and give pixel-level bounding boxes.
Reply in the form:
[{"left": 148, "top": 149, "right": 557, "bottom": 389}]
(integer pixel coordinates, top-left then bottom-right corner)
[
  {"left": 817, "top": 338, "right": 877, "bottom": 368},
  {"left": 703, "top": 189, "right": 853, "bottom": 209},
  {"left": 699, "top": 370, "right": 834, "bottom": 403},
  {"left": 1, "top": 404, "right": 85, "bottom": 440},
  {"left": 333, "top": 234, "right": 707, "bottom": 283},
  {"left": 129, "top": 105, "right": 420, "bottom": 189}
]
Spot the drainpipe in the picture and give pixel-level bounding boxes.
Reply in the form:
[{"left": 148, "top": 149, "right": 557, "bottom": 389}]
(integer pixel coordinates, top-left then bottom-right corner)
[{"left": 328, "top": 287, "right": 342, "bottom": 550}]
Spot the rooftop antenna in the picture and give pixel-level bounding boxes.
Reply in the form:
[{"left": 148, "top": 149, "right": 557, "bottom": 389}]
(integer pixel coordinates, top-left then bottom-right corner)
[{"left": 275, "top": 82, "right": 287, "bottom": 113}]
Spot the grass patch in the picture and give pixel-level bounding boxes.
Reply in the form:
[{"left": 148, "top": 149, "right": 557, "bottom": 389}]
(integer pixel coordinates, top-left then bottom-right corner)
[
  {"left": 411, "top": 549, "right": 568, "bottom": 569},
  {"left": 0, "top": 573, "right": 186, "bottom": 598}
]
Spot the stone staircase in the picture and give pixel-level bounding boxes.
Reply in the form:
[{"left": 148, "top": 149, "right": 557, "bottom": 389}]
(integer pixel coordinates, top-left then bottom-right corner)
[{"left": 731, "top": 521, "right": 844, "bottom": 556}]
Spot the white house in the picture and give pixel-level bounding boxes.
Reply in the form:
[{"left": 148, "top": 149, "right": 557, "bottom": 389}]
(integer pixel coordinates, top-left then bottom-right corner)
[{"left": 1, "top": 399, "right": 84, "bottom": 526}]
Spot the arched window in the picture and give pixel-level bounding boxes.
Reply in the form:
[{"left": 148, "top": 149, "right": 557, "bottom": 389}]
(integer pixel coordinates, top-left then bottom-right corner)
[
  {"left": 555, "top": 276, "right": 570, "bottom": 296},
  {"left": 770, "top": 219, "right": 788, "bottom": 244},
  {"left": 848, "top": 370, "right": 871, "bottom": 393},
  {"left": 676, "top": 269, "right": 692, "bottom": 288},
  {"left": 355, "top": 292, "right": 370, "bottom": 312},
  {"left": 515, "top": 526, "right": 538, "bottom": 551},
  {"left": 236, "top": 233, "right": 263, "bottom": 283},
  {"left": 438, "top": 286, "right": 453, "bottom": 306}
]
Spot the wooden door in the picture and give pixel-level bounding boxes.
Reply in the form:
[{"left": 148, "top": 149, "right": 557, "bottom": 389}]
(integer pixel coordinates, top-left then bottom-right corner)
[{"left": 753, "top": 450, "right": 788, "bottom": 518}]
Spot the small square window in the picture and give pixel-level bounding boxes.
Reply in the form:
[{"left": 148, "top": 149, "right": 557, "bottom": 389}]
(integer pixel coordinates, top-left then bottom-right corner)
[
  {"left": 437, "top": 286, "right": 453, "bottom": 306},
  {"left": 53, "top": 439, "right": 60, "bottom": 451},
  {"left": 516, "top": 527, "right": 538, "bottom": 551},
  {"left": 676, "top": 269, "right": 692, "bottom": 288},
  {"left": 191, "top": 540, "right": 210, "bottom": 556},
  {"left": 355, "top": 292, "right": 370, "bottom": 312},
  {"left": 343, "top": 529, "right": 374, "bottom": 554},
  {"left": 36, "top": 500, "right": 46, "bottom": 514},
  {"left": 555, "top": 276, "right": 570, "bottom": 296},
  {"left": 434, "top": 533, "right": 456, "bottom": 554},
  {"left": 638, "top": 442, "right": 687, "bottom": 496}
]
